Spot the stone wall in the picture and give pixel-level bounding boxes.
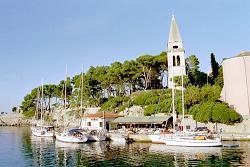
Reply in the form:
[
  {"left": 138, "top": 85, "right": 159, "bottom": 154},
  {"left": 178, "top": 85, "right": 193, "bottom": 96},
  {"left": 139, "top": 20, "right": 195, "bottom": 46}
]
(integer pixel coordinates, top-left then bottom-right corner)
[{"left": 183, "top": 115, "right": 250, "bottom": 134}]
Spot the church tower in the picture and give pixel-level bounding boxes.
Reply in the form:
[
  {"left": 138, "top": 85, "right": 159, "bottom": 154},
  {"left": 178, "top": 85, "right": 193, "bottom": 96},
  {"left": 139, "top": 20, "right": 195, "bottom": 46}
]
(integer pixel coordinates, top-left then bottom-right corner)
[{"left": 167, "top": 15, "right": 186, "bottom": 88}]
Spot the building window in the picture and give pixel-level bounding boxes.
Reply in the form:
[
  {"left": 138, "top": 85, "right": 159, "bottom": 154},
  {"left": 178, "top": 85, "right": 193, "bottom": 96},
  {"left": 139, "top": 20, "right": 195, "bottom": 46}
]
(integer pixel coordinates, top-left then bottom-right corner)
[
  {"left": 173, "top": 56, "right": 176, "bottom": 66},
  {"left": 173, "top": 45, "right": 178, "bottom": 49},
  {"left": 177, "top": 55, "right": 180, "bottom": 66},
  {"left": 87, "top": 122, "right": 91, "bottom": 126},
  {"left": 99, "top": 122, "right": 103, "bottom": 127},
  {"left": 186, "top": 125, "right": 190, "bottom": 130}
]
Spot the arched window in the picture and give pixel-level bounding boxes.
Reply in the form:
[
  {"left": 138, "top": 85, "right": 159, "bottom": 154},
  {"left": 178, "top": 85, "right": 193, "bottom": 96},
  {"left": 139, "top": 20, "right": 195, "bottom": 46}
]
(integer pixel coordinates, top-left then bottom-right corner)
[
  {"left": 177, "top": 55, "right": 180, "bottom": 66},
  {"left": 173, "top": 56, "right": 176, "bottom": 66}
]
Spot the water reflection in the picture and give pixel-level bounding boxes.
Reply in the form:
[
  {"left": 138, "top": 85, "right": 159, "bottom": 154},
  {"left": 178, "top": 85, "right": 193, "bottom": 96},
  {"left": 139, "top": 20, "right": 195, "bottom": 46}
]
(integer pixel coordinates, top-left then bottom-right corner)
[{"left": 17, "top": 127, "right": 250, "bottom": 166}]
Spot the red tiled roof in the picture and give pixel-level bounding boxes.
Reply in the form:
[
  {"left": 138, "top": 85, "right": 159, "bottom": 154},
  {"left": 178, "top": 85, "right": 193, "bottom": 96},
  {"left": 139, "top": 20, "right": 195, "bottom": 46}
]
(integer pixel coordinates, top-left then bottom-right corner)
[{"left": 86, "top": 112, "right": 122, "bottom": 118}]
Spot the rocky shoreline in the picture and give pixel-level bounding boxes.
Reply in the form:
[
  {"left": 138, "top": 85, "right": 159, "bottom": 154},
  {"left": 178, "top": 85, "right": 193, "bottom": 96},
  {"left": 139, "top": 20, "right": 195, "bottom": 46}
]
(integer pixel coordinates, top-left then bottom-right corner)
[{"left": 0, "top": 113, "right": 30, "bottom": 126}]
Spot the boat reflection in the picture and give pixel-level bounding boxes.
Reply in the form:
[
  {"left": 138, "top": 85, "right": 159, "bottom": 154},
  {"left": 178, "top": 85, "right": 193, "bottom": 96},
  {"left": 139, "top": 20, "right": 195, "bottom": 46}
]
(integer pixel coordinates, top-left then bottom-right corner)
[
  {"left": 29, "top": 135, "right": 56, "bottom": 166},
  {"left": 30, "top": 135, "right": 54, "bottom": 145},
  {"left": 149, "top": 144, "right": 222, "bottom": 160},
  {"left": 55, "top": 140, "right": 82, "bottom": 150}
]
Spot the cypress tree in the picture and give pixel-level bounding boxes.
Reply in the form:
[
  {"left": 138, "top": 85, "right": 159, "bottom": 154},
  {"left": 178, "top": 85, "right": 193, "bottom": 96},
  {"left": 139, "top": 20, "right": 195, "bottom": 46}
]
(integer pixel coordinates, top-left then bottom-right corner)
[{"left": 210, "top": 53, "right": 219, "bottom": 80}]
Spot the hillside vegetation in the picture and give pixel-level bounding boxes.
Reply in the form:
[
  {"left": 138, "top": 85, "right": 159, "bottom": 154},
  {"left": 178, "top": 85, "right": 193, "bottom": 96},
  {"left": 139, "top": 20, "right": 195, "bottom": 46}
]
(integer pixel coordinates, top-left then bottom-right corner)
[{"left": 18, "top": 52, "right": 241, "bottom": 125}]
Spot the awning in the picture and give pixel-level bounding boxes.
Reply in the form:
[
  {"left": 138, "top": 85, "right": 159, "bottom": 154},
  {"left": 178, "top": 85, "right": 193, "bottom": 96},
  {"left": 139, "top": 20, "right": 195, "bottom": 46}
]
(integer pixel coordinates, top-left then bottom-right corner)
[{"left": 111, "top": 116, "right": 172, "bottom": 124}]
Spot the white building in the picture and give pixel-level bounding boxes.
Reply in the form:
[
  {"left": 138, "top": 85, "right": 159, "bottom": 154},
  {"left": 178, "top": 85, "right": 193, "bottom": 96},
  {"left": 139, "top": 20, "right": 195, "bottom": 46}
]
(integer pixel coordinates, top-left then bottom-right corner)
[
  {"left": 221, "top": 51, "right": 250, "bottom": 116},
  {"left": 167, "top": 15, "right": 186, "bottom": 88},
  {"left": 81, "top": 112, "right": 122, "bottom": 130}
]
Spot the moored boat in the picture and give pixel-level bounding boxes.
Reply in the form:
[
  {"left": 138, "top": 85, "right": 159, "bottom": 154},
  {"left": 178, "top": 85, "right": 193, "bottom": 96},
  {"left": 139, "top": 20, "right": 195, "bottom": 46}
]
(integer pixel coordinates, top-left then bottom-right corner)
[
  {"left": 86, "top": 129, "right": 106, "bottom": 141},
  {"left": 55, "top": 128, "right": 88, "bottom": 143},
  {"left": 31, "top": 80, "right": 55, "bottom": 137},
  {"left": 31, "top": 125, "right": 55, "bottom": 137}
]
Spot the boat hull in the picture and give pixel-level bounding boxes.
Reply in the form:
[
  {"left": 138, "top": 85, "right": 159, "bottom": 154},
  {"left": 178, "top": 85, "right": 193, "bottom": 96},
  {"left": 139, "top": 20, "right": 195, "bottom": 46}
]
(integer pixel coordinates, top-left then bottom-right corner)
[
  {"left": 55, "top": 133, "right": 88, "bottom": 143},
  {"left": 31, "top": 127, "right": 54, "bottom": 137},
  {"left": 110, "top": 133, "right": 126, "bottom": 143},
  {"left": 163, "top": 138, "right": 222, "bottom": 147},
  {"left": 148, "top": 134, "right": 165, "bottom": 144}
]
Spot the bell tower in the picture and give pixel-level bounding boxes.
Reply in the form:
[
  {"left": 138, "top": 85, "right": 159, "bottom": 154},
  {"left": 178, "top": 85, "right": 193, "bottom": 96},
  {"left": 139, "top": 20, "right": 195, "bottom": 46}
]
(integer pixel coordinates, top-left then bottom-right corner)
[{"left": 167, "top": 15, "right": 186, "bottom": 88}]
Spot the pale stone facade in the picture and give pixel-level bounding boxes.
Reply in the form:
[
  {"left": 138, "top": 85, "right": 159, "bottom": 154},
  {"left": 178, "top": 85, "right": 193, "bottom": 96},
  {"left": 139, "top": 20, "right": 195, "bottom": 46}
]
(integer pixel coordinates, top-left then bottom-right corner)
[{"left": 221, "top": 51, "right": 250, "bottom": 116}]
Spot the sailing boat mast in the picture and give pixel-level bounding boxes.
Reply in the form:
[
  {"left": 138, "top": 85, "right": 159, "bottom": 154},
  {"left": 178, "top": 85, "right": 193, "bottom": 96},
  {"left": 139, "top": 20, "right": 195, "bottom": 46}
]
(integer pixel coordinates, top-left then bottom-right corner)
[
  {"left": 80, "top": 64, "right": 84, "bottom": 127},
  {"left": 171, "top": 50, "right": 176, "bottom": 130},
  {"left": 64, "top": 64, "right": 67, "bottom": 110},
  {"left": 41, "top": 79, "right": 44, "bottom": 129},
  {"left": 181, "top": 69, "right": 185, "bottom": 131},
  {"left": 36, "top": 87, "right": 40, "bottom": 120}
]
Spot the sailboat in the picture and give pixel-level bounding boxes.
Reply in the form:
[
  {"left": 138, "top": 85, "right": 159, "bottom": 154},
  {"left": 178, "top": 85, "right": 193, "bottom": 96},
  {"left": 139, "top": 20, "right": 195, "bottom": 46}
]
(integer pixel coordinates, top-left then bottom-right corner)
[
  {"left": 55, "top": 65, "right": 88, "bottom": 143},
  {"left": 31, "top": 80, "right": 55, "bottom": 137},
  {"left": 148, "top": 15, "right": 222, "bottom": 147},
  {"left": 78, "top": 65, "right": 106, "bottom": 142},
  {"left": 160, "top": 51, "right": 222, "bottom": 147}
]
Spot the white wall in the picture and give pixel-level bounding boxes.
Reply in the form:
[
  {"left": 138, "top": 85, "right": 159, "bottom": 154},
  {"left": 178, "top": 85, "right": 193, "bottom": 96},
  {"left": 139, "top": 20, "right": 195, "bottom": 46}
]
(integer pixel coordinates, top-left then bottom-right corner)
[{"left": 221, "top": 56, "right": 250, "bottom": 115}]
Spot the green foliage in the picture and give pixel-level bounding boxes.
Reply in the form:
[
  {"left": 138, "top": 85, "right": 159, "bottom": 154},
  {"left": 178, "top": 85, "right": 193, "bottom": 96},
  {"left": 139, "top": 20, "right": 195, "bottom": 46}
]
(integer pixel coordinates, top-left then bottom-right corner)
[
  {"left": 189, "top": 101, "right": 241, "bottom": 125},
  {"left": 185, "top": 55, "right": 207, "bottom": 87},
  {"left": 214, "top": 66, "right": 224, "bottom": 88},
  {"left": 23, "top": 109, "right": 35, "bottom": 118},
  {"left": 211, "top": 53, "right": 220, "bottom": 80},
  {"left": 132, "top": 90, "right": 169, "bottom": 106},
  {"left": 144, "top": 104, "right": 157, "bottom": 116},
  {"left": 21, "top": 50, "right": 239, "bottom": 126},
  {"left": 173, "top": 75, "right": 190, "bottom": 87},
  {"left": 117, "top": 105, "right": 128, "bottom": 113},
  {"left": 100, "top": 96, "right": 129, "bottom": 111},
  {"left": 12, "top": 106, "right": 18, "bottom": 112},
  {"left": 185, "top": 85, "right": 221, "bottom": 109},
  {"left": 186, "top": 55, "right": 200, "bottom": 70}
]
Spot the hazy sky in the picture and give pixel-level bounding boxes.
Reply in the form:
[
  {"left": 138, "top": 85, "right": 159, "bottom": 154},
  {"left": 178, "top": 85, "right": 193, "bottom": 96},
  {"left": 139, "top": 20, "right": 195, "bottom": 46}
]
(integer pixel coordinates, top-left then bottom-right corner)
[{"left": 0, "top": 1, "right": 249, "bottom": 112}]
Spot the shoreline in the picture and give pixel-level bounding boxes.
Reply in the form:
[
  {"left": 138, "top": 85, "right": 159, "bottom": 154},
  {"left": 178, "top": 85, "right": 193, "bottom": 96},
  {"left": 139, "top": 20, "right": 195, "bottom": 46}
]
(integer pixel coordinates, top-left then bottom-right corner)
[{"left": 1, "top": 113, "right": 250, "bottom": 141}]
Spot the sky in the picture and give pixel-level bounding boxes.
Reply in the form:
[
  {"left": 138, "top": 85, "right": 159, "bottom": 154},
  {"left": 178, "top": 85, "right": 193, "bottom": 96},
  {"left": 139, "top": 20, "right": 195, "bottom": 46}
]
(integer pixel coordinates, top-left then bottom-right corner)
[{"left": 0, "top": 0, "right": 250, "bottom": 112}]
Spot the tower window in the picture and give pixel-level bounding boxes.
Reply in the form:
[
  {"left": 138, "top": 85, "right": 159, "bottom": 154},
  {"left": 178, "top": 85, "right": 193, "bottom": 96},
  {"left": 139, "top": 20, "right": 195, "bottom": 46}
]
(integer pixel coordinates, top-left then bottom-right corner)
[
  {"left": 177, "top": 55, "right": 180, "bottom": 66},
  {"left": 173, "top": 56, "right": 176, "bottom": 66},
  {"left": 173, "top": 46, "right": 178, "bottom": 49}
]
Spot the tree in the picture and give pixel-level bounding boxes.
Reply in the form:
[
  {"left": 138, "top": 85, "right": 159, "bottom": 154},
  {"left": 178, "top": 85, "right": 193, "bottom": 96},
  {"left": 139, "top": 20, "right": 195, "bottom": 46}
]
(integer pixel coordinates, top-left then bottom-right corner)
[
  {"left": 12, "top": 106, "right": 18, "bottom": 112},
  {"left": 189, "top": 101, "right": 241, "bottom": 125},
  {"left": 136, "top": 55, "right": 155, "bottom": 90},
  {"left": 43, "top": 84, "right": 57, "bottom": 112},
  {"left": 122, "top": 60, "right": 140, "bottom": 93},
  {"left": 186, "top": 55, "right": 199, "bottom": 72},
  {"left": 214, "top": 66, "right": 224, "bottom": 88},
  {"left": 108, "top": 62, "right": 125, "bottom": 96},
  {"left": 185, "top": 55, "right": 207, "bottom": 87},
  {"left": 210, "top": 53, "right": 220, "bottom": 81}
]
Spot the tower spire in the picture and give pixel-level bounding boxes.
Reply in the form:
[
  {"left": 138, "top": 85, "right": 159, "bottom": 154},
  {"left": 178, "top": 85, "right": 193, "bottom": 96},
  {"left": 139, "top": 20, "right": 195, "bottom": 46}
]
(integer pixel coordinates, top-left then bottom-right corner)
[
  {"left": 168, "top": 15, "right": 183, "bottom": 49},
  {"left": 168, "top": 15, "right": 182, "bottom": 44}
]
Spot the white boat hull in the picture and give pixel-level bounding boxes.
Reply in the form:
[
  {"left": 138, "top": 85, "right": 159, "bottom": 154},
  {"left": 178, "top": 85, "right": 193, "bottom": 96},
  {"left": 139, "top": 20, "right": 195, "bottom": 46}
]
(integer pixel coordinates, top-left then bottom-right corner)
[
  {"left": 31, "top": 127, "right": 54, "bottom": 137},
  {"left": 163, "top": 137, "right": 222, "bottom": 147},
  {"left": 148, "top": 134, "right": 165, "bottom": 144},
  {"left": 55, "top": 133, "right": 88, "bottom": 143},
  {"left": 110, "top": 133, "right": 126, "bottom": 143}
]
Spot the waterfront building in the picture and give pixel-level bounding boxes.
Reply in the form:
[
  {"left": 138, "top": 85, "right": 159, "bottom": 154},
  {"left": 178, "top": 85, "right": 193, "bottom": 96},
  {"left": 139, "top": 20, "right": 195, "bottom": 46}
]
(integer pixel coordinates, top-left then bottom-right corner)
[
  {"left": 221, "top": 51, "right": 250, "bottom": 115},
  {"left": 81, "top": 112, "right": 121, "bottom": 130},
  {"left": 167, "top": 15, "right": 186, "bottom": 88},
  {"left": 111, "top": 115, "right": 172, "bottom": 129}
]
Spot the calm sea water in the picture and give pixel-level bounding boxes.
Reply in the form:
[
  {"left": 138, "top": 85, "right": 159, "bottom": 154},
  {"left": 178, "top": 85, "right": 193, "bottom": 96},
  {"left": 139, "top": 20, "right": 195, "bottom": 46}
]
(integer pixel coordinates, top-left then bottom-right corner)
[{"left": 0, "top": 127, "right": 249, "bottom": 167}]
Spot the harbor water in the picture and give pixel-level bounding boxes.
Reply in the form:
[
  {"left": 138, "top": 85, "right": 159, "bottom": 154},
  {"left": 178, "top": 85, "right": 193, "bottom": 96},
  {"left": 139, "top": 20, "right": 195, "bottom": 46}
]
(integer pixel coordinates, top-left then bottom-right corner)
[{"left": 0, "top": 127, "right": 250, "bottom": 167}]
